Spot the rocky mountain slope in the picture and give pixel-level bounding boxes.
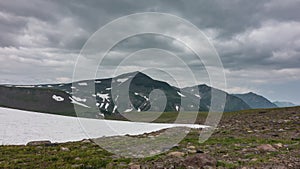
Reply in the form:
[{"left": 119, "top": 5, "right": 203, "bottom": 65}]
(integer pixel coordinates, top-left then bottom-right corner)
[
  {"left": 0, "top": 72, "right": 253, "bottom": 118},
  {"left": 233, "top": 92, "right": 277, "bottom": 109}
]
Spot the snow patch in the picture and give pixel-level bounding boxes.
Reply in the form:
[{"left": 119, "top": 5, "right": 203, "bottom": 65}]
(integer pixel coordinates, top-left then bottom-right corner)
[
  {"left": 15, "top": 85, "right": 35, "bottom": 88},
  {"left": 97, "top": 93, "right": 110, "bottom": 102},
  {"left": 116, "top": 78, "right": 128, "bottom": 83},
  {"left": 124, "top": 108, "right": 133, "bottom": 112},
  {"left": 194, "top": 94, "right": 201, "bottom": 98},
  {"left": 0, "top": 107, "right": 208, "bottom": 145},
  {"left": 78, "top": 82, "right": 88, "bottom": 86},
  {"left": 95, "top": 80, "right": 101, "bottom": 84},
  {"left": 72, "top": 96, "right": 87, "bottom": 102},
  {"left": 104, "top": 103, "right": 109, "bottom": 110},
  {"left": 143, "top": 96, "right": 149, "bottom": 101},
  {"left": 175, "top": 105, "right": 180, "bottom": 111},
  {"left": 69, "top": 97, "right": 90, "bottom": 108},
  {"left": 52, "top": 95, "right": 64, "bottom": 102},
  {"left": 112, "top": 106, "right": 117, "bottom": 113},
  {"left": 177, "top": 91, "right": 186, "bottom": 97}
]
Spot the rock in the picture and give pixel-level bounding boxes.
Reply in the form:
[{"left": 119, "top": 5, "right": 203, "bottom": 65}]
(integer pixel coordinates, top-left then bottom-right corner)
[
  {"left": 271, "top": 133, "right": 279, "bottom": 137},
  {"left": 60, "top": 147, "right": 70, "bottom": 151},
  {"left": 75, "top": 157, "right": 81, "bottom": 161},
  {"left": 251, "top": 158, "right": 258, "bottom": 162},
  {"left": 291, "top": 133, "right": 300, "bottom": 141},
  {"left": 187, "top": 145, "right": 196, "bottom": 149},
  {"left": 183, "top": 154, "right": 217, "bottom": 168},
  {"left": 273, "top": 143, "right": 283, "bottom": 149},
  {"left": 167, "top": 151, "right": 185, "bottom": 157},
  {"left": 188, "top": 149, "right": 197, "bottom": 154},
  {"left": 257, "top": 144, "right": 277, "bottom": 152},
  {"left": 26, "top": 140, "right": 51, "bottom": 146},
  {"left": 71, "top": 164, "right": 83, "bottom": 168},
  {"left": 129, "top": 164, "right": 141, "bottom": 169},
  {"left": 81, "top": 139, "right": 91, "bottom": 143},
  {"left": 196, "top": 149, "right": 204, "bottom": 154}
]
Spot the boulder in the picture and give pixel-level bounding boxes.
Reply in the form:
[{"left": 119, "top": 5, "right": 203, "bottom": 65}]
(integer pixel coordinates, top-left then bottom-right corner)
[
  {"left": 257, "top": 144, "right": 277, "bottom": 152},
  {"left": 183, "top": 154, "right": 217, "bottom": 168},
  {"left": 167, "top": 151, "right": 185, "bottom": 157},
  {"left": 26, "top": 140, "right": 51, "bottom": 146}
]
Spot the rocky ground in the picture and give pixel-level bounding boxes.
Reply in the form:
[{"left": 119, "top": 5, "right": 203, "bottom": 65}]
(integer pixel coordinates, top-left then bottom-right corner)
[{"left": 0, "top": 106, "right": 299, "bottom": 168}]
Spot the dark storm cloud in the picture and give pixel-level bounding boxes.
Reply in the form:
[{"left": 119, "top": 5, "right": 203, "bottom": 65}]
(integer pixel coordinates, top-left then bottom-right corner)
[{"left": 0, "top": 0, "right": 299, "bottom": 103}]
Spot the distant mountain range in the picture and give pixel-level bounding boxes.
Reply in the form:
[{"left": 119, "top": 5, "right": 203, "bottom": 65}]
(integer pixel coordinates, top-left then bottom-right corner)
[
  {"left": 233, "top": 92, "right": 278, "bottom": 109},
  {"left": 273, "top": 101, "right": 297, "bottom": 108},
  {"left": 0, "top": 71, "right": 295, "bottom": 119}
]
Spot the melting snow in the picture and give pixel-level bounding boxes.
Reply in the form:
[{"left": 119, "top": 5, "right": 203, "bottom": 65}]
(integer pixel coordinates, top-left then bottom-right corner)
[
  {"left": 177, "top": 91, "right": 186, "bottom": 97},
  {"left": 15, "top": 85, "right": 35, "bottom": 88},
  {"left": 0, "top": 107, "right": 208, "bottom": 145},
  {"left": 78, "top": 82, "right": 88, "bottom": 86},
  {"left": 104, "top": 103, "right": 109, "bottom": 110},
  {"left": 134, "top": 92, "right": 149, "bottom": 101},
  {"left": 69, "top": 97, "right": 90, "bottom": 108},
  {"left": 194, "top": 94, "right": 201, "bottom": 98},
  {"left": 95, "top": 80, "right": 101, "bottom": 84},
  {"left": 112, "top": 106, "right": 117, "bottom": 113},
  {"left": 124, "top": 108, "right": 133, "bottom": 112},
  {"left": 175, "top": 105, "right": 180, "bottom": 111},
  {"left": 52, "top": 95, "right": 64, "bottom": 102},
  {"left": 72, "top": 96, "right": 87, "bottom": 102},
  {"left": 143, "top": 96, "right": 149, "bottom": 101},
  {"left": 116, "top": 78, "right": 128, "bottom": 83},
  {"left": 97, "top": 93, "right": 110, "bottom": 102},
  {"left": 105, "top": 88, "right": 112, "bottom": 90}
]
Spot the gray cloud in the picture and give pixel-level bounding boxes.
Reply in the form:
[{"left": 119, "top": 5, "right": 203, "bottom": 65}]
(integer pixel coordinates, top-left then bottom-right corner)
[{"left": 0, "top": 0, "right": 299, "bottom": 103}]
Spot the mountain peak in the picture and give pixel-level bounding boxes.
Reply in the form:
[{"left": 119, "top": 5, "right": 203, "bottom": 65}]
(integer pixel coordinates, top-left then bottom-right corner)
[{"left": 114, "top": 71, "right": 149, "bottom": 79}]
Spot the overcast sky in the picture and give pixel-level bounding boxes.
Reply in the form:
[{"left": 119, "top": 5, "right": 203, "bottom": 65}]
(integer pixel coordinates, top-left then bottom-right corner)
[{"left": 0, "top": 0, "right": 299, "bottom": 104}]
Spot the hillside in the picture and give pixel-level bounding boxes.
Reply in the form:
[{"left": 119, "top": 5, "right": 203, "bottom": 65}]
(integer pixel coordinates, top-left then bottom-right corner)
[{"left": 234, "top": 92, "right": 277, "bottom": 109}]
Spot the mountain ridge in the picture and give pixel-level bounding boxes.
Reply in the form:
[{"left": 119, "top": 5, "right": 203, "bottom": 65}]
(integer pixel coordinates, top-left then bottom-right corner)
[{"left": 0, "top": 71, "right": 278, "bottom": 119}]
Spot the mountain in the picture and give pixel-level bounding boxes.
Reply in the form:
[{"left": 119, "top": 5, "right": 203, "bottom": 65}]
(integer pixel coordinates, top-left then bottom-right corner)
[
  {"left": 233, "top": 92, "right": 277, "bottom": 109},
  {"left": 0, "top": 71, "right": 252, "bottom": 118},
  {"left": 182, "top": 85, "right": 250, "bottom": 112},
  {"left": 273, "top": 101, "right": 297, "bottom": 108}
]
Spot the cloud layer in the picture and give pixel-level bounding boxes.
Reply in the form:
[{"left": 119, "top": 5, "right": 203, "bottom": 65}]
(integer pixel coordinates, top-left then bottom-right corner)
[{"left": 0, "top": 0, "right": 299, "bottom": 103}]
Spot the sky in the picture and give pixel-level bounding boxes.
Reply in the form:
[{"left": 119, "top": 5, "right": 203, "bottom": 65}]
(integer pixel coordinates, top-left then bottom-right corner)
[{"left": 0, "top": 0, "right": 299, "bottom": 104}]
